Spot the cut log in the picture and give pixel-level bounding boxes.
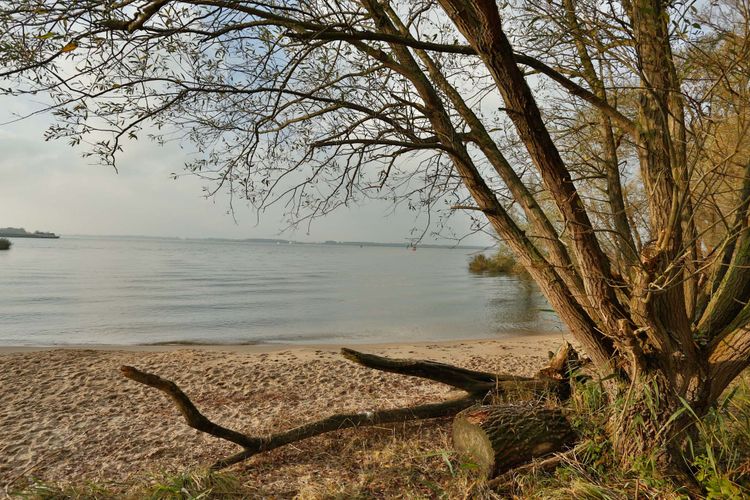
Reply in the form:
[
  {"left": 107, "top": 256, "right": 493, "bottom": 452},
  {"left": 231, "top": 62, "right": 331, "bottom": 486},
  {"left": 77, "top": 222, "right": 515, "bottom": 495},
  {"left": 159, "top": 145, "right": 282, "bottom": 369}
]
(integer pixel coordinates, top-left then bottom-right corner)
[
  {"left": 452, "top": 403, "right": 577, "bottom": 477},
  {"left": 486, "top": 441, "right": 590, "bottom": 491}
]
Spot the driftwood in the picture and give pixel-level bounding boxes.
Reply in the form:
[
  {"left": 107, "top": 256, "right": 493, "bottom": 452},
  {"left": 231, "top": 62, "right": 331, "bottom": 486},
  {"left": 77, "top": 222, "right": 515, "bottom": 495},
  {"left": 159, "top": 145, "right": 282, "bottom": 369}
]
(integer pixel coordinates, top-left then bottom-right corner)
[{"left": 121, "top": 342, "right": 581, "bottom": 471}]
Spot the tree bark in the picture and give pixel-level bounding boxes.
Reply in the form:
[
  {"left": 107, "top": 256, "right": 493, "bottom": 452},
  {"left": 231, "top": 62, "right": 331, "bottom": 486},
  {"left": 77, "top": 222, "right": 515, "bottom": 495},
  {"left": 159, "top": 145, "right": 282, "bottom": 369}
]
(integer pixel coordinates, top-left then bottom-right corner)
[
  {"left": 707, "top": 325, "right": 750, "bottom": 401},
  {"left": 627, "top": 0, "right": 697, "bottom": 367}
]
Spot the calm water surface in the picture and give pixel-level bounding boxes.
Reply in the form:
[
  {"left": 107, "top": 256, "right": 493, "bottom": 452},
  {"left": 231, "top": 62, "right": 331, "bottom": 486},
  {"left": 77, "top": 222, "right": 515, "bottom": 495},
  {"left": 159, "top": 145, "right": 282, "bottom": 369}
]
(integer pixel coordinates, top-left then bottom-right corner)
[{"left": 0, "top": 236, "right": 560, "bottom": 345}]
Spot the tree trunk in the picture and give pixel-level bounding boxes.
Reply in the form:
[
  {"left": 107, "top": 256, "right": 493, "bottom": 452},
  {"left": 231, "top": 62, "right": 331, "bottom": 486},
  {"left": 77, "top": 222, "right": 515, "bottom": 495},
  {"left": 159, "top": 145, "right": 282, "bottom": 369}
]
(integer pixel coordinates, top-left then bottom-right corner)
[
  {"left": 606, "top": 370, "right": 705, "bottom": 495},
  {"left": 452, "top": 403, "right": 577, "bottom": 477}
]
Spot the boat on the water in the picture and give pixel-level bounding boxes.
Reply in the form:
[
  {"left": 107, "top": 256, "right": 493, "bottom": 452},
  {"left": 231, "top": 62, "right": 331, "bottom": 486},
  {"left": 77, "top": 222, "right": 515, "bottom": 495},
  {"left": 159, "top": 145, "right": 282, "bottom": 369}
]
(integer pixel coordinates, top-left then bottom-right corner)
[{"left": 0, "top": 227, "right": 60, "bottom": 239}]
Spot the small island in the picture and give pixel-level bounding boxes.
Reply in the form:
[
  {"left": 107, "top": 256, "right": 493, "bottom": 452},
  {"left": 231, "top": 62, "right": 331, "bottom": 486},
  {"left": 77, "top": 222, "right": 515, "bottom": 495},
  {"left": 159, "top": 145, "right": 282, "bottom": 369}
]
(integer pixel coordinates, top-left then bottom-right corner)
[{"left": 0, "top": 227, "right": 60, "bottom": 239}]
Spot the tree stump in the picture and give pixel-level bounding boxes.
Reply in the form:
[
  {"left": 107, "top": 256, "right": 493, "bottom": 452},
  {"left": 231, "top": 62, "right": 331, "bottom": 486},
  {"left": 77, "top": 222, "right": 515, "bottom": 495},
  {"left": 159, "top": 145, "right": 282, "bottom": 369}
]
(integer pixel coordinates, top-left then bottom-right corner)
[{"left": 452, "top": 403, "right": 577, "bottom": 477}]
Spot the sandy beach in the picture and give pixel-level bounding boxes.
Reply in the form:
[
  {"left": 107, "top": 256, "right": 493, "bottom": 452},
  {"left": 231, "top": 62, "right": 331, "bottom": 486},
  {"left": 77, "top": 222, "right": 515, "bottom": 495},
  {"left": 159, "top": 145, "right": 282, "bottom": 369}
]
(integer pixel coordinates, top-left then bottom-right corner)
[{"left": 0, "top": 333, "right": 571, "bottom": 497}]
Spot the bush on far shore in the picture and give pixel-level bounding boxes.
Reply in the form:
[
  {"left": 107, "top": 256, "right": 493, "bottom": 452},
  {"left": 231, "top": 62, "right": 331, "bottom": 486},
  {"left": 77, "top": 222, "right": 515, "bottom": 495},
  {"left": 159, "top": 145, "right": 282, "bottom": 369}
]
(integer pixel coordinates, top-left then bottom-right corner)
[
  {"left": 0, "top": 238, "right": 11, "bottom": 250},
  {"left": 468, "top": 250, "right": 529, "bottom": 279}
]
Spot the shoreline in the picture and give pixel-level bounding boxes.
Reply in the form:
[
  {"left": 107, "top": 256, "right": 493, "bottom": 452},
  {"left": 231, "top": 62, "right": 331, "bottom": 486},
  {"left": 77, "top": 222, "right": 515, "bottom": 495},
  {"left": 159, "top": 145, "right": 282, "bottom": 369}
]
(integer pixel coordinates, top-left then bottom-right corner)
[{"left": 0, "top": 330, "right": 568, "bottom": 354}]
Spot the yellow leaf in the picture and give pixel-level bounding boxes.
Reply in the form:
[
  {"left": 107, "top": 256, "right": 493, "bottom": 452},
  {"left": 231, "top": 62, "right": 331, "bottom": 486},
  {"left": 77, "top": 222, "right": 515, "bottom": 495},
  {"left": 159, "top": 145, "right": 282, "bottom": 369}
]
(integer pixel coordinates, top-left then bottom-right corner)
[{"left": 60, "top": 41, "right": 78, "bottom": 53}]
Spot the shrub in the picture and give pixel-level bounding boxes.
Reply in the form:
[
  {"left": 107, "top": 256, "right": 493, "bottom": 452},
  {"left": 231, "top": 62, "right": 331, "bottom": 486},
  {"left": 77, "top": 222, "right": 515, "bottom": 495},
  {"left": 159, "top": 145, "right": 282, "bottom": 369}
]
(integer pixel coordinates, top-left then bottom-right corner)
[
  {"left": 0, "top": 238, "right": 11, "bottom": 250},
  {"left": 468, "top": 250, "right": 529, "bottom": 278}
]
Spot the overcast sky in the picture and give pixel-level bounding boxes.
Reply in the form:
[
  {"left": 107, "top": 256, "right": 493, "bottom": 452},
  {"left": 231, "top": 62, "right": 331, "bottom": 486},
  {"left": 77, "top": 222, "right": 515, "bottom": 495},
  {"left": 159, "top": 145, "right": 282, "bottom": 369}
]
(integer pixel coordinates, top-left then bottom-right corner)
[{"left": 1, "top": 96, "right": 494, "bottom": 246}]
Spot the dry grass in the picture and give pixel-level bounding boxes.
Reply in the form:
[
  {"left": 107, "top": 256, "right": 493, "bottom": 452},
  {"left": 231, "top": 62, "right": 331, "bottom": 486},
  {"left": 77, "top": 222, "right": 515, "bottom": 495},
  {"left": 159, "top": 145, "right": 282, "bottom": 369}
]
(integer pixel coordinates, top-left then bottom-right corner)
[
  {"left": 12, "top": 387, "right": 750, "bottom": 499},
  {"left": 10, "top": 422, "right": 493, "bottom": 499}
]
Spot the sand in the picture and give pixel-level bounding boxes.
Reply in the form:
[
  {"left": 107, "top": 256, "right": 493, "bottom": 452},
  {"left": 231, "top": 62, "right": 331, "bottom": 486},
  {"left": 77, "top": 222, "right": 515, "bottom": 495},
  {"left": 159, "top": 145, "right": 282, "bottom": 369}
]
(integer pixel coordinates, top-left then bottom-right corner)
[{"left": 0, "top": 333, "right": 571, "bottom": 496}]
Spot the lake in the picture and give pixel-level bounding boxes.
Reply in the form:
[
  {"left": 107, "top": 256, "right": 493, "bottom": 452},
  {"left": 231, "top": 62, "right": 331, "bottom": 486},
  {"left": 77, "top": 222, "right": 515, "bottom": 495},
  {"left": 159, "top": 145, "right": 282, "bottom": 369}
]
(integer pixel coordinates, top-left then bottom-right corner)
[{"left": 0, "top": 236, "right": 560, "bottom": 346}]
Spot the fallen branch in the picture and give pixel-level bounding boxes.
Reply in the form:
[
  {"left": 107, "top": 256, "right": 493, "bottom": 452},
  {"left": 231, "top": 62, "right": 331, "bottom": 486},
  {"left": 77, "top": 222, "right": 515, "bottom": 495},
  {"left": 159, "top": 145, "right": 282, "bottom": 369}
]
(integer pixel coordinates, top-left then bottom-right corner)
[
  {"left": 341, "top": 347, "right": 529, "bottom": 393},
  {"left": 212, "top": 396, "right": 476, "bottom": 469},
  {"left": 121, "top": 364, "right": 476, "bottom": 469},
  {"left": 121, "top": 343, "right": 581, "bottom": 470},
  {"left": 121, "top": 366, "right": 259, "bottom": 450}
]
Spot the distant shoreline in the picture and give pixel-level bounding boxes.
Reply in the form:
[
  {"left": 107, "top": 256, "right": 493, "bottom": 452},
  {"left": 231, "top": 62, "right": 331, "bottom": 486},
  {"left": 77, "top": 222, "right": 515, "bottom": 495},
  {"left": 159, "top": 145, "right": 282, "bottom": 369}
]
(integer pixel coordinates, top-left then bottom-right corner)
[
  {"left": 64, "top": 233, "right": 488, "bottom": 250},
  {"left": 0, "top": 331, "right": 567, "bottom": 354},
  {"left": 0, "top": 233, "right": 60, "bottom": 239},
  {"left": 0, "top": 227, "right": 60, "bottom": 239}
]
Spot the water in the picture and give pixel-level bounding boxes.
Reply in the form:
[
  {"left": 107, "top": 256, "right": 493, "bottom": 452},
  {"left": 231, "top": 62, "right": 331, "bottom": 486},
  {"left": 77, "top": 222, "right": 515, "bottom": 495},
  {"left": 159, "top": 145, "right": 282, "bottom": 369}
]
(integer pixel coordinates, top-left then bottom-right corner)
[{"left": 0, "top": 236, "right": 560, "bottom": 346}]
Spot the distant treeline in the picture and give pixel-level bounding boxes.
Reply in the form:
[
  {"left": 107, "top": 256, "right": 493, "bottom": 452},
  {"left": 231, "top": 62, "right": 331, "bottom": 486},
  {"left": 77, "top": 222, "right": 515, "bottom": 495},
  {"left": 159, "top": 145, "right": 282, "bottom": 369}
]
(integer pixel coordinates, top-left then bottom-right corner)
[{"left": 0, "top": 227, "right": 59, "bottom": 238}]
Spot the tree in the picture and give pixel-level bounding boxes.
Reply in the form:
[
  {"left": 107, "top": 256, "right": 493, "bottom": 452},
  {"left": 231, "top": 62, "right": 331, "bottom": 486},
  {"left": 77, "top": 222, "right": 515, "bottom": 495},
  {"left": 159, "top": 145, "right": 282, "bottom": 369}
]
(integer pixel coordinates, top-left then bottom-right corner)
[{"left": 2, "top": 0, "right": 750, "bottom": 490}]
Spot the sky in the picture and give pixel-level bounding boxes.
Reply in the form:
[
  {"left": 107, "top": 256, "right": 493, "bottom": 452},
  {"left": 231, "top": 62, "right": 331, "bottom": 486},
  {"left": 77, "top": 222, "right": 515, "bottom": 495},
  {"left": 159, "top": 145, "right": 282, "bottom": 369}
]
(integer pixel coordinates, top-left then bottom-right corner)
[{"left": 0, "top": 96, "right": 494, "bottom": 246}]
